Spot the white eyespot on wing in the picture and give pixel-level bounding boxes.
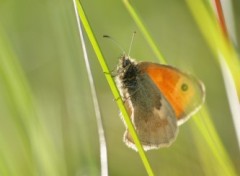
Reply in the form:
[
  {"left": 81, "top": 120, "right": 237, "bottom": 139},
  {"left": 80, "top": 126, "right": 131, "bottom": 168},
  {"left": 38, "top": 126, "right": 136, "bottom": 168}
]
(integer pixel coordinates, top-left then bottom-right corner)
[{"left": 177, "top": 79, "right": 206, "bottom": 126}]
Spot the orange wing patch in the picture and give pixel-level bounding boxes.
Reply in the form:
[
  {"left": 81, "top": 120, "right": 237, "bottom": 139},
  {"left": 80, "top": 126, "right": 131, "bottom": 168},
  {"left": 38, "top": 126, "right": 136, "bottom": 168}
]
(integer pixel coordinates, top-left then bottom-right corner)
[{"left": 138, "top": 62, "right": 205, "bottom": 123}]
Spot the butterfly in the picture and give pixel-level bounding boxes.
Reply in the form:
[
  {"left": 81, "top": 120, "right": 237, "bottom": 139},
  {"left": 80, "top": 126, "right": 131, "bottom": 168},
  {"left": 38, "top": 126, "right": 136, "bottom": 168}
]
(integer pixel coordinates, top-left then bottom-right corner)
[{"left": 116, "top": 55, "right": 205, "bottom": 151}]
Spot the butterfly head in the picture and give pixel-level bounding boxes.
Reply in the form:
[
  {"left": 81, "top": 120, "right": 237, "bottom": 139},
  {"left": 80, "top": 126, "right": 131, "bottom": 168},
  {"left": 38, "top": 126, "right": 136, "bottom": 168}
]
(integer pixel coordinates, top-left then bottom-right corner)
[{"left": 119, "top": 55, "right": 132, "bottom": 68}]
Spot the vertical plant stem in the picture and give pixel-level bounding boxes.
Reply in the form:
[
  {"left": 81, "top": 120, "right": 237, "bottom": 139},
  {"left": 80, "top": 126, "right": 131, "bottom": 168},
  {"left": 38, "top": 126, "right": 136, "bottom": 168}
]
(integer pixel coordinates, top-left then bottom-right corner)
[
  {"left": 74, "top": 0, "right": 154, "bottom": 175},
  {"left": 214, "top": 0, "right": 229, "bottom": 39},
  {"left": 123, "top": 0, "right": 238, "bottom": 175},
  {"left": 123, "top": 0, "right": 166, "bottom": 64},
  {"left": 185, "top": 0, "right": 240, "bottom": 95},
  {"left": 73, "top": 0, "right": 108, "bottom": 175},
  {"left": 212, "top": 0, "right": 240, "bottom": 150}
]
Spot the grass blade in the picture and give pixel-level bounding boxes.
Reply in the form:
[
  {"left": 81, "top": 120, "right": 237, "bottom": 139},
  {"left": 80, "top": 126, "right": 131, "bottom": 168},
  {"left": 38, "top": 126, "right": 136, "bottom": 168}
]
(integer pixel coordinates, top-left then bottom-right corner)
[
  {"left": 73, "top": 0, "right": 108, "bottom": 175},
  {"left": 74, "top": 0, "right": 154, "bottom": 175},
  {"left": 123, "top": 0, "right": 238, "bottom": 175}
]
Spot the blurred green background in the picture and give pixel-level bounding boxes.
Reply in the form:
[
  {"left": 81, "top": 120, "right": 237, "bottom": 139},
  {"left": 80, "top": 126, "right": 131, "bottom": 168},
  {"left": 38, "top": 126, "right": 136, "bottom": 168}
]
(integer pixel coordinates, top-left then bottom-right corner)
[{"left": 0, "top": 0, "right": 240, "bottom": 175}]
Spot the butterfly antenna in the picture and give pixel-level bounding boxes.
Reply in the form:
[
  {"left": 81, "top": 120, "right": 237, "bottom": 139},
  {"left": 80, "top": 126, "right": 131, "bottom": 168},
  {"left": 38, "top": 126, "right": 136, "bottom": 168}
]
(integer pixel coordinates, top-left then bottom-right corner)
[
  {"left": 127, "top": 31, "right": 136, "bottom": 57},
  {"left": 103, "top": 35, "right": 126, "bottom": 54}
]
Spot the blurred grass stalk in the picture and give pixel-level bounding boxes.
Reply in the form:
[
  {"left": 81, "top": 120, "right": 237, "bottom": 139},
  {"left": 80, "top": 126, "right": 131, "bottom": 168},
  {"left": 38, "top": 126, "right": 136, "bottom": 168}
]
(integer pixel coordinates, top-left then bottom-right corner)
[
  {"left": 212, "top": 0, "right": 240, "bottom": 150},
  {"left": 75, "top": 0, "right": 154, "bottom": 175},
  {"left": 185, "top": 0, "right": 240, "bottom": 173},
  {"left": 186, "top": 0, "right": 240, "bottom": 94},
  {"left": 72, "top": 0, "right": 108, "bottom": 175},
  {"left": 186, "top": 0, "right": 240, "bottom": 150},
  {"left": 0, "top": 28, "right": 68, "bottom": 175},
  {"left": 123, "top": 0, "right": 239, "bottom": 175}
]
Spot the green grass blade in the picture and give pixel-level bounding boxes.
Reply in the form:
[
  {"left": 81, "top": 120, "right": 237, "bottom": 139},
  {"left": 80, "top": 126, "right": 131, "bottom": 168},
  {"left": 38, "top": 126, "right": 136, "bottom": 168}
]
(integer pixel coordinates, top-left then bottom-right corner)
[
  {"left": 73, "top": 1, "right": 108, "bottom": 175},
  {"left": 0, "top": 27, "right": 36, "bottom": 175},
  {"left": 123, "top": 0, "right": 238, "bottom": 175},
  {"left": 194, "top": 106, "right": 237, "bottom": 176},
  {"left": 185, "top": 0, "right": 240, "bottom": 95},
  {"left": 185, "top": 0, "right": 239, "bottom": 174},
  {"left": 123, "top": 0, "right": 166, "bottom": 64},
  {"left": 74, "top": 0, "right": 154, "bottom": 175},
  {"left": 0, "top": 27, "right": 68, "bottom": 176}
]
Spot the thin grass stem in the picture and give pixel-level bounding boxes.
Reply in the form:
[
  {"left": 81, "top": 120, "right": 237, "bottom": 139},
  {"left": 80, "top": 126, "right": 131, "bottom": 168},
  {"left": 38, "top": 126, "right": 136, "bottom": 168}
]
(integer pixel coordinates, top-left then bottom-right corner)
[
  {"left": 123, "top": 0, "right": 238, "bottom": 175},
  {"left": 74, "top": 0, "right": 154, "bottom": 175},
  {"left": 73, "top": 0, "right": 108, "bottom": 175}
]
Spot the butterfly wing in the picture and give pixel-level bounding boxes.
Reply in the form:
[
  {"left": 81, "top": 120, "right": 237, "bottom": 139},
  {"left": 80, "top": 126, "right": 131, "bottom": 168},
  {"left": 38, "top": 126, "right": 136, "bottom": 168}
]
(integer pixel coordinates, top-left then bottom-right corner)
[
  {"left": 138, "top": 62, "right": 205, "bottom": 125},
  {"left": 122, "top": 73, "right": 178, "bottom": 151}
]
